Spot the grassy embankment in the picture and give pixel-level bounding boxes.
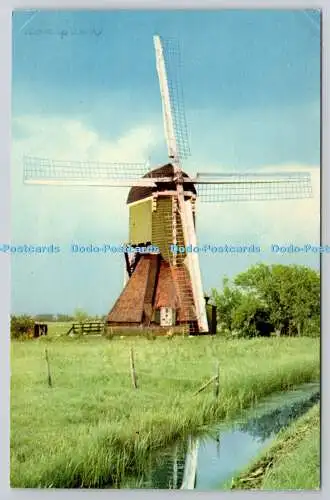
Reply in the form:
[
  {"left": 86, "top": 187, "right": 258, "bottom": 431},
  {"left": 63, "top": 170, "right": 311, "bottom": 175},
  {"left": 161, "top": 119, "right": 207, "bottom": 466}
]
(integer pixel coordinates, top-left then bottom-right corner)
[
  {"left": 11, "top": 323, "right": 319, "bottom": 488},
  {"left": 230, "top": 402, "right": 320, "bottom": 490}
]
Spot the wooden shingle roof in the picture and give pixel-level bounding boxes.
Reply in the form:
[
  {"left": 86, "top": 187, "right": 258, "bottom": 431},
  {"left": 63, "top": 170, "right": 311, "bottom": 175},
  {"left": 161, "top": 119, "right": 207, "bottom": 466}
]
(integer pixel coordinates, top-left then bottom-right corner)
[{"left": 107, "top": 255, "right": 197, "bottom": 325}]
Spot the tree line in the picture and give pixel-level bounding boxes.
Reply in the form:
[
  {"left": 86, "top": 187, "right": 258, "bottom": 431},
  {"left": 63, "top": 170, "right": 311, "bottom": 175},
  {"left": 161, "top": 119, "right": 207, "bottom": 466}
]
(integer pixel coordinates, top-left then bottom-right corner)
[
  {"left": 211, "top": 263, "right": 320, "bottom": 338},
  {"left": 13, "top": 309, "right": 104, "bottom": 323}
]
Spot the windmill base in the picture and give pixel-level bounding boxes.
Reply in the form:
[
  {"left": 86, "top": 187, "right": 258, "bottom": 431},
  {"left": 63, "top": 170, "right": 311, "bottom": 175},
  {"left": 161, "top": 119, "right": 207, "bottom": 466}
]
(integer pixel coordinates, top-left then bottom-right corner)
[
  {"left": 106, "top": 254, "right": 216, "bottom": 335},
  {"left": 104, "top": 325, "right": 194, "bottom": 337}
]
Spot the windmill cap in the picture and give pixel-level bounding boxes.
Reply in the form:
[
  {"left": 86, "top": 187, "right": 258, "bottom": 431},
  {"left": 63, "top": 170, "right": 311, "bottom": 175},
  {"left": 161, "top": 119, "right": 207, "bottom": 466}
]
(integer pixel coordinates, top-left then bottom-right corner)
[{"left": 127, "top": 163, "right": 196, "bottom": 204}]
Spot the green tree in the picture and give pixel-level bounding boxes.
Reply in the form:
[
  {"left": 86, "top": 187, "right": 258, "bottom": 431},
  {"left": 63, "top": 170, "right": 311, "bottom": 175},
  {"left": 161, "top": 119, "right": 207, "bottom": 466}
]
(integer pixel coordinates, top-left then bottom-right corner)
[
  {"left": 231, "top": 293, "right": 273, "bottom": 338},
  {"left": 234, "top": 263, "right": 320, "bottom": 336},
  {"left": 211, "top": 277, "right": 243, "bottom": 333},
  {"left": 35, "top": 314, "right": 55, "bottom": 322}
]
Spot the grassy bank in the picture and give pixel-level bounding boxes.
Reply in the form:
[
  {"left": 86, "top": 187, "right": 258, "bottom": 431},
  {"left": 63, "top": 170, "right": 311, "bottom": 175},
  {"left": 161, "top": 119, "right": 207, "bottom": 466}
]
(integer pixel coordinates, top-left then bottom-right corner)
[
  {"left": 10, "top": 334, "right": 319, "bottom": 488},
  {"left": 230, "top": 402, "right": 320, "bottom": 490}
]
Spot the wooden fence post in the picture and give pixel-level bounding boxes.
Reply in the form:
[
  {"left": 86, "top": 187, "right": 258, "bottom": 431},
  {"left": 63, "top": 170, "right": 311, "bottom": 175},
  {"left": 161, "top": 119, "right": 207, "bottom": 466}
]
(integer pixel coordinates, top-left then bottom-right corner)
[
  {"left": 214, "top": 361, "right": 220, "bottom": 399},
  {"left": 45, "top": 348, "right": 52, "bottom": 388},
  {"left": 130, "top": 347, "right": 138, "bottom": 389}
]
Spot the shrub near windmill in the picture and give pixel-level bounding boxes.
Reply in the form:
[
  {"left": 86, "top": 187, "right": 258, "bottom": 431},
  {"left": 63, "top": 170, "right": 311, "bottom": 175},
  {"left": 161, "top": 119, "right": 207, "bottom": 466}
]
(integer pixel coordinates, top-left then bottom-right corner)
[{"left": 23, "top": 35, "right": 313, "bottom": 336}]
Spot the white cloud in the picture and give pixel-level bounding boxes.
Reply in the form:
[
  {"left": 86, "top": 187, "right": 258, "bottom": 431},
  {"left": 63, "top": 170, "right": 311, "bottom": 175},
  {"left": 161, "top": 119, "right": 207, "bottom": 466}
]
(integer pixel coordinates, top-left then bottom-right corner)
[
  {"left": 12, "top": 115, "right": 159, "bottom": 243},
  {"left": 12, "top": 114, "right": 157, "bottom": 162},
  {"left": 196, "top": 162, "right": 320, "bottom": 248}
]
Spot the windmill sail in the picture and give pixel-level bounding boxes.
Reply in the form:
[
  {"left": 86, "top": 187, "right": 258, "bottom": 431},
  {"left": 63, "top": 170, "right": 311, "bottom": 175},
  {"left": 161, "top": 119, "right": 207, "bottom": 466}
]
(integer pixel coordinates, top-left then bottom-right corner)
[
  {"left": 177, "top": 195, "right": 209, "bottom": 332},
  {"left": 180, "top": 436, "right": 199, "bottom": 489},
  {"left": 154, "top": 34, "right": 209, "bottom": 333},
  {"left": 153, "top": 36, "right": 190, "bottom": 162},
  {"left": 190, "top": 171, "right": 313, "bottom": 202},
  {"left": 23, "top": 156, "right": 157, "bottom": 187}
]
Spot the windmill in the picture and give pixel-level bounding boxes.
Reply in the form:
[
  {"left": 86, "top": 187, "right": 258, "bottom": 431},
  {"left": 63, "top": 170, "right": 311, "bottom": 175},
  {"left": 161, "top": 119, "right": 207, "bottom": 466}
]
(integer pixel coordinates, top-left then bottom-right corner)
[{"left": 23, "top": 35, "right": 313, "bottom": 335}]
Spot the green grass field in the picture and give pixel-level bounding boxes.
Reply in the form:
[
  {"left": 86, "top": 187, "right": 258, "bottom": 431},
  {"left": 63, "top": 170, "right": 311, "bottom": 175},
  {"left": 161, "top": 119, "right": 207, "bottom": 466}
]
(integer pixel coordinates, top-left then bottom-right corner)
[
  {"left": 231, "top": 403, "right": 320, "bottom": 490},
  {"left": 10, "top": 329, "right": 320, "bottom": 488}
]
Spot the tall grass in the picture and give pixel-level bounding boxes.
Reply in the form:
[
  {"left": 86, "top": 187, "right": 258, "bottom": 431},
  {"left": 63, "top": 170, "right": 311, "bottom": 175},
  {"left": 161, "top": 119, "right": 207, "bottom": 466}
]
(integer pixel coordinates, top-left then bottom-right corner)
[
  {"left": 262, "top": 404, "right": 320, "bottom": 490},
  {"left": 10, "top": 335, "right": 319, "bottom": 488}
]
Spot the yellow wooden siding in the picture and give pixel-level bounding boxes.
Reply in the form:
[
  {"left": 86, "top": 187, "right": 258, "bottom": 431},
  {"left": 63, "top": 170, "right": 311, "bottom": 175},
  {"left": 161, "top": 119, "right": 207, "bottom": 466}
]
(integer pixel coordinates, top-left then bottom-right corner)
[
  {"left": 129, "top": 199, "right": 152, "bottom": 244},
  {"left": 151, "top": 197, "right": 186, "bottom": 262},
  {"left": 151, "top": 197, "right": 173, "bottom": 261},
  {"left": 129, "top": 195, "right": 192, "bottom": 262}
]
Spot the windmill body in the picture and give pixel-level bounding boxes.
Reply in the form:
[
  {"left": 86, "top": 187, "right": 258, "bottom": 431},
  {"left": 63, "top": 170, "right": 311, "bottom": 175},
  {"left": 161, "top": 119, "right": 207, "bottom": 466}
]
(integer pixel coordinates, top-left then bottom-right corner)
[
  {"left": 107, "top": 163, "right": 204, "bottom": 334},
  {"left": 23, "top": 35, "right": 313, "bottom": 336}
]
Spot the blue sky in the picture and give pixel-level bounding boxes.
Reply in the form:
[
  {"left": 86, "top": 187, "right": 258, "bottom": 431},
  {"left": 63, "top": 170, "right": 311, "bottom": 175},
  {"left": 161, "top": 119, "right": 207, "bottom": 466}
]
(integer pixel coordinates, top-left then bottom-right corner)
[{"left": 11, "top": 9, "right": 321, "bottom": 315}]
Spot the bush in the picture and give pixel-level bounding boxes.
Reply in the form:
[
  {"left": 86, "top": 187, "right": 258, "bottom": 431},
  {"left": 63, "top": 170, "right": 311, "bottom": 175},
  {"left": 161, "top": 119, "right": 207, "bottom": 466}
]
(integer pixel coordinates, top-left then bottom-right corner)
[
  {"left": 303, "top": 317, "right": 320, "bottom": 337},
  {"left": 11, "top": 315, "right": 35, "bottom": 340},
  {"left": 231, "top": 294, "right": 273, "bottom": 338}
]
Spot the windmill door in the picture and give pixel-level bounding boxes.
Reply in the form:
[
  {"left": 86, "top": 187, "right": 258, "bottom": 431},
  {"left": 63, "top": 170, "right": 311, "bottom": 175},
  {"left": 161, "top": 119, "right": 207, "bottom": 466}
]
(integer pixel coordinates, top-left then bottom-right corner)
[{"left": 160, "top": 307, "right": 176, "bottom": 327}]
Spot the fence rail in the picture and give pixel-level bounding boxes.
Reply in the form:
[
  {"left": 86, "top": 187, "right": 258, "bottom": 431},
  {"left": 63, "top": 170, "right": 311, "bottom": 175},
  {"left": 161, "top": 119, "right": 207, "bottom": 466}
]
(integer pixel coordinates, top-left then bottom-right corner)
[{"left": 66, "top": 321, "right": 105, "bottom": 336}]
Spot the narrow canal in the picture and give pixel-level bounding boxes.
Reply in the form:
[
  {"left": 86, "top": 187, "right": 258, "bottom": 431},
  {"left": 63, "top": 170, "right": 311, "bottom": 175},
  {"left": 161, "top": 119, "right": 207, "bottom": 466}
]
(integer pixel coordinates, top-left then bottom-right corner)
[{"left": 117, "top": 382, "right": 320, "bottom": 490}]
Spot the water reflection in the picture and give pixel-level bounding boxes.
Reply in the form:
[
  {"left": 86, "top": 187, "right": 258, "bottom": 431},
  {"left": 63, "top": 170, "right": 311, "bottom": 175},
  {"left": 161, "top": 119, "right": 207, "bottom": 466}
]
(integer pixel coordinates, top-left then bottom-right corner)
[
  {"left": 118, "top": 385, "right": 320, "bottom": 490},
  {"left": 236, "top": 391, "right": 320, "bottom": 441}
]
